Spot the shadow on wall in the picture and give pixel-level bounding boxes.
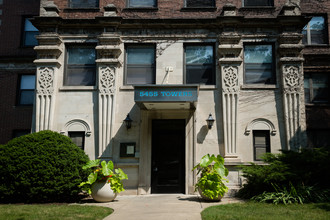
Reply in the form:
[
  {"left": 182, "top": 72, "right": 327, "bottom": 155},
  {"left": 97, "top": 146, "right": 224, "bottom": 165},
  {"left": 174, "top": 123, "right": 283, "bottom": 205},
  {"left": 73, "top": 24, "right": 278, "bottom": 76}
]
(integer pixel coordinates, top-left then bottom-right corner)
[{"left": 197, "top": 125, "right": 209, "bottom": 144}]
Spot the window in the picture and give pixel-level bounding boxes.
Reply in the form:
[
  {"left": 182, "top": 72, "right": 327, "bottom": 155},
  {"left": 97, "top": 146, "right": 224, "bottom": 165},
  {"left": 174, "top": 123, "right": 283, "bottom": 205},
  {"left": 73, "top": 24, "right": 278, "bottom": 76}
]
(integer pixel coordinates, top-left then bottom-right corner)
[
  {"left": 185, "top": 44, "right": 215, "bottom": 85},
  {"left": 307, "top": 129, "right": 330, "bottom": 148},
  {"left": 304, "top": 73, "right": 329, "bottom": 103},
  {"left": 253, "top": 130, "right": 270, "bottom": 161},
  {"left": 244, "top": 44, "right": 275, "bottom": 84},
  {"left": 68, "top": 131, "right": 85, "bottom": 150},
  {"left": 125, "top": 45, "right": 155, "bottom": 85},
  {"left": 185, "top": 0, "right": 215, "bottom": 7},
  {"left": 243, "top": 0, "right": 274, "bottom": 7},
  {"left": 64, "top": 45, "right": 96, "bottom": 86},
  {"left": 69, "top": 0, "right": 98, "bottom": 8},
  {"left": 302, "top": 16, "right": 327, "bottom": 45},
  {"left": 23, "top": 18, "right": 38, "bottom": 47},
  {"left": 128, "top": 0, "right": 157, "bottom": 8},
  {"left": 18, "top": 75, "right": 35, "bottom": 105}
]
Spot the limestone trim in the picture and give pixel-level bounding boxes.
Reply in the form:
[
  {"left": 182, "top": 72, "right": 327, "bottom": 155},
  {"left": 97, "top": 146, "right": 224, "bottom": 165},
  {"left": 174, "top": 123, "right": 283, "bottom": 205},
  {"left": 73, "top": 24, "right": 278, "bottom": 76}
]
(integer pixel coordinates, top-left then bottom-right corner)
[
  {"left": 61, "top": 119, "right": 92, "bottom": 136},
  {"left": 99, "top": 66, "right": 116, "bottom": 95},
  {"left": 245, "top": 118, "right": 277, "bottom": 136}
]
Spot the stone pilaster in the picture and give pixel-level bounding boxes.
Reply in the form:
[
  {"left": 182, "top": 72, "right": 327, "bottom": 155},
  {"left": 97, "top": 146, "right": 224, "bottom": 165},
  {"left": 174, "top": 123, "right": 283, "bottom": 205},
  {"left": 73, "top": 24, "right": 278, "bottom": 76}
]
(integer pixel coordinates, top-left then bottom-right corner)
[
  {"left": 33, "top": 33, "right": 62, "bottom": 132},
  {"left": 279, "top": 33, "right": 306, "bottom": 150},
  {"left": 96, "top": 33, "right": 121, "bottom": 158},
  {"left": 218, "top": 33, "right": 242, "bottom": 160}
]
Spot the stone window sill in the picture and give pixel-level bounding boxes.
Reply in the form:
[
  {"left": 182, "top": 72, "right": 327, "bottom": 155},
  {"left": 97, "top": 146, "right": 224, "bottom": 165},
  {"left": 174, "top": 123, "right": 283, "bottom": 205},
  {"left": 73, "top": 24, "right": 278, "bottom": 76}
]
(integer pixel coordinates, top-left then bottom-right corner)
[
  {"left": 59, "top": 86, "right": 97, "bottom": 91},
  {"left": 241, "top": 84, "right": 277, "bottom": 90}
]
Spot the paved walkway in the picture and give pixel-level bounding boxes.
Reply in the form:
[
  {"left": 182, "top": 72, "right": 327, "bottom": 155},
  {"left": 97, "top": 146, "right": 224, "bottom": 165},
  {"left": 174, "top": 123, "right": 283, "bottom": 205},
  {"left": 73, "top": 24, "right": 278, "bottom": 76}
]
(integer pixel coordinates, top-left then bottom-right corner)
[{"left": 80, "top": 194, "right": 244, "bottom": 220}]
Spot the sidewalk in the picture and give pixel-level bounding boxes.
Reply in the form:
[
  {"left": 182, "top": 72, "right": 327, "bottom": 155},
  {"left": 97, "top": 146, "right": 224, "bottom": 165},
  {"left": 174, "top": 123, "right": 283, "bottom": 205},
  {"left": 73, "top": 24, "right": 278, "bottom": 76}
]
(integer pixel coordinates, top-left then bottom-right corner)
[{"left": 80, "top": 194, "right": 244, "bottom": 220}]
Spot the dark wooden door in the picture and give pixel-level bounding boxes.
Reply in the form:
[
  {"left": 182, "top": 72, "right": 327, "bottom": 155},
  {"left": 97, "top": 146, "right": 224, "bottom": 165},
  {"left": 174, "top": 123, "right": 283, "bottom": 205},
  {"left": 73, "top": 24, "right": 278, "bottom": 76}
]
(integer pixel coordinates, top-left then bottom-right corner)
[{"left": 151, "top": 120, "right": 185, "bottom": 193}]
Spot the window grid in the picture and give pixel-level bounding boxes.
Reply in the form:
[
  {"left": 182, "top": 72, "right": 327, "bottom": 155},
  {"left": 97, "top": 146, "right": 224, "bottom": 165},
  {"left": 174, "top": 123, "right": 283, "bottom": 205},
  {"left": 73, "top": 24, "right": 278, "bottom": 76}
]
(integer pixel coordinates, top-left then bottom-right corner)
[
  {"left": 253, "top": 130, "right": 270, "bottom": 161},
  {"left": 243, "top": 0, "right": 274, "bottom": 7},
  {"left": 18, "top": 75, "right": 36, "bottom": 106},
  {"left": 185, "top": 0, "right": 215, "bottom": 8},
  {"left": 302, "top": 16, "right": 327, "bottom": 45},
  {"left": 304, "top": 73, "right": 329, "bottom": 103},
  {"left": 69, "top": 0, "right": 99, "bottom": 8},
  {"left": 184, "top": 44, "right": 215, "bottom": 85},
  {"left": 127, "top": 0, "right": 157, "bottom": 8},
  {"left": 23, "top": 18, "right": 38, "bottom": 47}
]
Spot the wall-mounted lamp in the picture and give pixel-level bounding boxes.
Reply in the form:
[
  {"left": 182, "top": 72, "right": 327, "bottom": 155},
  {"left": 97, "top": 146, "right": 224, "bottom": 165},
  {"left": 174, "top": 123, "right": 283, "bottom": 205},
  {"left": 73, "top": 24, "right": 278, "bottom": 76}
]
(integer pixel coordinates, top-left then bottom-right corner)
[
  {"left": 206, "top": 113, "right": 215, "bottom": 129},
  {"left": 123, "top": 114, "right": 133, "bottom": 129}
]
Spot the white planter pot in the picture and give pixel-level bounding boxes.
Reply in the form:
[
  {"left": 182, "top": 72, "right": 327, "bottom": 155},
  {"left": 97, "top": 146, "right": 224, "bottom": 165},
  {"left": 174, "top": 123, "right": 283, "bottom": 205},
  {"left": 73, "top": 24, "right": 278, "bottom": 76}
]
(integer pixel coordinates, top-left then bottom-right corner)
[{"left": 91, "top": 181, "right": 117, "bottom": 202}]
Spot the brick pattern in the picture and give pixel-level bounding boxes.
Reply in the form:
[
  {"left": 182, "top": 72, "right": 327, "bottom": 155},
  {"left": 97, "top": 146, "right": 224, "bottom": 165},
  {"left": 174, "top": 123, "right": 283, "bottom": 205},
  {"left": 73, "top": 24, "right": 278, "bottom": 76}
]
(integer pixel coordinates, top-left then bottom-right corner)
[{"left": 53, "top": 0, "right": 287, "bottom": 19}]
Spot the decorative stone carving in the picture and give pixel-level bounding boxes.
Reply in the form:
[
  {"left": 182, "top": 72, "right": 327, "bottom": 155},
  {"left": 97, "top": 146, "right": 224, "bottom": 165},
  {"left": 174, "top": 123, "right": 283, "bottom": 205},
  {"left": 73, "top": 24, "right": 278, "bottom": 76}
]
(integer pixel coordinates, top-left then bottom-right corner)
[
  {"left": 37, "top": 67, "right": 54, "bottom": 95},
  {"left": 99, "top": 66, "right": 115, "bottom": 95},
  {"left": 284, "top": 65, "right": 300, "bottom": 87},
  {"left": 245, "top": 118, "right": 277, "bottom": 136},
  {"left": 62, "top": 119, "right": 92, "bottom": 136},
  {"left": 223, "top": 66, "right": 238, "bottom": 88}
]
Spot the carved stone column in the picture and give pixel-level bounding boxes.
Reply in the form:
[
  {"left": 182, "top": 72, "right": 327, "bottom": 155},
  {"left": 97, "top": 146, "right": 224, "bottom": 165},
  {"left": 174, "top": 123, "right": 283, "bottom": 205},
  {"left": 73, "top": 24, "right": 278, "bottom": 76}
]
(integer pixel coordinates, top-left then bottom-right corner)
[
  {"left": 279, "top": 32, "right": 306, "bottom": 150},
  {"left": 96, "top": 33, "right": 121, "bottom": 158},
  {"left": 33, "top": 33, "right": 62, "bottom": 132},
  {"left": 218, "top": 33, "right": 242, "bottom": 160}
]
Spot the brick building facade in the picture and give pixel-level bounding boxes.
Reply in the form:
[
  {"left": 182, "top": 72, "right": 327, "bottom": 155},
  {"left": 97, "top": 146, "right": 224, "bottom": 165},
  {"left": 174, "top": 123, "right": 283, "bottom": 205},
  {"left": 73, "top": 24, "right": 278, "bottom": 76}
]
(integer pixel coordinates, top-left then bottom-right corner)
[{"left": 0, "top": 0, "right": 329, "bottom": 194}]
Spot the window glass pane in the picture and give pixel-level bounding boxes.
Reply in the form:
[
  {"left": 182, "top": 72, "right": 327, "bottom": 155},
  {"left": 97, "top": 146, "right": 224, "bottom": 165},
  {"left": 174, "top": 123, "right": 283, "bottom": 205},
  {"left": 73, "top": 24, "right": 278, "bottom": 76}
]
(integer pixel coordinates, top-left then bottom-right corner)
[
  {"left": 244, "top": 0, "right": 273, "bottom": 6},
  {"left": 65, "top": 68, "right": 95, "bottom": 86},
  {"left": 24, "top": 19, "right": 38, "bottom": 31},
  {"left": 69, "top": 132, "right": 85, "bottom": 150},
  {"left": 21, "top": 75, "right": 35, "bottom": 89},
  {"left": 20, "top": 90, "right": 34, "bottom": 105},
  {"left": 186, "top": 46, "right": 213, "bottom": 64},
  {"left": 186, "top": 65, "right": 213, "bottom": 84},
  {"left": 304, "top": 75, "right": 311, "bottom": 103},
  {"left": 24, "top": 32, "right": 39, "bottom": 46},
  {"left": 127, "top": 47, "right": 154, "bottom": 64},
  {"left": 127, "top": 66, "right": 155, "bottom": 84},
  {"left": 244, "top": 45, "right": 272, "bottom": 64},
  {"left": 129, "top": 0, "right": 156, "bottom": 7},
  {"left": 253, "top": 130, "right": 270, "bottom": 161},
  {"left": 309, "top": 17, "right": 325, "bottom": 31},
  {"left": 186, "top": 0, "right": 214, "bottom": 7},
  {"left": 312, "top": 74, "right": 329, "bottom": 102},
  {"left": 70, "top": 0, "right": 98, "bottom": 8},
  {"left": 68, "top": 48, "right": 95, "bottom": 64},
  {"left": 244, "top": 45, "right": 274, "bottom": 84}
]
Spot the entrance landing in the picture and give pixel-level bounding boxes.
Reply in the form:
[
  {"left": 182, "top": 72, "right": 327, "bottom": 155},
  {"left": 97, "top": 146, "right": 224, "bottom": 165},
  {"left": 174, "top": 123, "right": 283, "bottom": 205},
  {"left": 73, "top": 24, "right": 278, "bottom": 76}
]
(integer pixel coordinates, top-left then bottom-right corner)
[{"left": 82, "top": 194, "right": 243, "bottom": 220}]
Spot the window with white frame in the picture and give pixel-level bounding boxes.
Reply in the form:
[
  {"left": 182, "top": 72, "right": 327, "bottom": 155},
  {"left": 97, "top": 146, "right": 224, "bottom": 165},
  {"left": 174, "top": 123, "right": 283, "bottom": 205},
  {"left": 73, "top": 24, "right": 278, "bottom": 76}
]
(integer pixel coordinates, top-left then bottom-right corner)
[
  {"left": 125, "top": 45, "right": 156, "bottom": 85},
  {"left": 184, "top": 44, "right": 215, "bottom": 85},
  {"left": 69, "top": 0, "right": 98, "bottom": 8},
  {"left": 185, "top": 0, "right": 215, "bottom": 8},
  {"left": 253, "top": 130, "right": 270, "bottom": 161},
  {"left": 244, "top": 44, "right": 275, "bottom": 84},
  {"left": 64, "top": 45, "right": 96, "bottom": 86},
  {"left": 18, "top": 75, "right": 35, "bottom": 105},
  {"left": 243, "top": 0, "right": 274, "bottom": 7},
  {"left": 23, "top": 18, "right": 38, "bottom": 47},
  {"left": 302, "top": 16, "right": 327, "bottom": 45},
  {"left": 304, "top": 73, "right": 329, "bottom": 103},
  {"left": 128, "top": 0, "right": 157, "bottom": 8}
]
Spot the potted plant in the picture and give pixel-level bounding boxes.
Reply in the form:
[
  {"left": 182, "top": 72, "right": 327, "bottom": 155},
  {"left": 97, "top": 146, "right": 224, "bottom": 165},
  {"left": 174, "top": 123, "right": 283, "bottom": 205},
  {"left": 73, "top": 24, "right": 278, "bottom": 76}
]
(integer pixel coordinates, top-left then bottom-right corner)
[
  {"left": 79, "top": 159, "right": 128, "bottom": 202},
  {"left": 193, "top": 154, "right": 229, "bottom": 201}
]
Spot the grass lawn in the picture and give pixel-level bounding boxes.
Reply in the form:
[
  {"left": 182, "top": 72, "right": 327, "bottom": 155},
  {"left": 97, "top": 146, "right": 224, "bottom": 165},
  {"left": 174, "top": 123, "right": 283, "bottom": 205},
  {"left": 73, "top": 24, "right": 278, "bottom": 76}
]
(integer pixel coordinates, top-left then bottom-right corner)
[
  {"left": 201, "top": 202, "right": 330, "bottom": 220},
  {"left": 0, "top": 204, "right": 113, "bottom": 220}
]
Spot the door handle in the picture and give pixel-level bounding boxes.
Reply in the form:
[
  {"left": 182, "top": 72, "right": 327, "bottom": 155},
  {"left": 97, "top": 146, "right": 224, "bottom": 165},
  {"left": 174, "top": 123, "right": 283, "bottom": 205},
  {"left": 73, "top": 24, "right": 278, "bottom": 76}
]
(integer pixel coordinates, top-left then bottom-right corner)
[{"left": 153, "top": 167, "right": 158, "bottom": 172}]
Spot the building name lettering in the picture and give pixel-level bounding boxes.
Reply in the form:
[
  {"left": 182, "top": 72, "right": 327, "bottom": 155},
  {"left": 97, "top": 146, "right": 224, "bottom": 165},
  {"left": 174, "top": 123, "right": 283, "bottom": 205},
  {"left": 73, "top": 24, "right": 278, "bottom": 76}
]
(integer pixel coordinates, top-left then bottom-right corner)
[{"left": 139, "top": 91, "right": 193, "bottom": 97}]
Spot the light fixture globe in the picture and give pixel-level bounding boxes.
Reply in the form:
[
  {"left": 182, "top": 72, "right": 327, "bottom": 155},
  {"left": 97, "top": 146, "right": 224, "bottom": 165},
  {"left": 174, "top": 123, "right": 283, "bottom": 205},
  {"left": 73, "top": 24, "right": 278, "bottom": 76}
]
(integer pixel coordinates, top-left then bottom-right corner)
[{"left": 206, "top": 113, "right": 215, "bottom": 129}]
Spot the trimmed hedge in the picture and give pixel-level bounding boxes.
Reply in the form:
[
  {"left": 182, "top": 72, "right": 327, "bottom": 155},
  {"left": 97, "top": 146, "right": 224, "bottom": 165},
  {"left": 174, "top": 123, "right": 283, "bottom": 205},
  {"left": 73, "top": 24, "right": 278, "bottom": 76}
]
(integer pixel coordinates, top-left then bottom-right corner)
[{"left": 0, "top": 130, "right": 90, "bottom": 203}]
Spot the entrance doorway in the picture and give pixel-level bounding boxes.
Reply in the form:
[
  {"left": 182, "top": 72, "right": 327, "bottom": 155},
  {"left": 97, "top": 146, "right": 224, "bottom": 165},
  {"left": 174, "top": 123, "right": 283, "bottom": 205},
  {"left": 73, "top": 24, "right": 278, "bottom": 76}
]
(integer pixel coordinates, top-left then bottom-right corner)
[{"left": 151, "top": 119, "right": 185, "bottom": 193}]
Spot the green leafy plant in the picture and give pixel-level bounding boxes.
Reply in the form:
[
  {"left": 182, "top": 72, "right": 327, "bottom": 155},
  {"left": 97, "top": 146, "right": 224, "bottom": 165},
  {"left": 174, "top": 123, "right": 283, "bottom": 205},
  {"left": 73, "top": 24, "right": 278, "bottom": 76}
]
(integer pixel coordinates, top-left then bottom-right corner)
[
  {"left": 79, "top": 159, "right": 128, "bottom": 194},
  {"left": 193, "top": 154, "right": 229, "bottom": 200}
]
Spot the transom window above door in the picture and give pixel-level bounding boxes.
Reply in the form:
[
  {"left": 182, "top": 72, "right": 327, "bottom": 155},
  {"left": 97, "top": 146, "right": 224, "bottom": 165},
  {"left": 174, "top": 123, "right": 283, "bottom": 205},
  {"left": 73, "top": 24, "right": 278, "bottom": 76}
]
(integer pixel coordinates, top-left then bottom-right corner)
[
  {"left": 184, "top": 44, "right": 215, "bottom": 85},
  {"left": 128, "top": 0, "right": 157, "bottom": 8}
]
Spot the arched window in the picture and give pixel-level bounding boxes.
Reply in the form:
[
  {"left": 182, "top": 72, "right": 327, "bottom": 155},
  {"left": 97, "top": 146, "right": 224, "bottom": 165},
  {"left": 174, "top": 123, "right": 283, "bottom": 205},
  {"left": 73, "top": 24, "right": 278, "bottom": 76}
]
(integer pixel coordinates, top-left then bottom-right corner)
[{"left": 245, "top": 119, "right": 276, "bottom": 161}]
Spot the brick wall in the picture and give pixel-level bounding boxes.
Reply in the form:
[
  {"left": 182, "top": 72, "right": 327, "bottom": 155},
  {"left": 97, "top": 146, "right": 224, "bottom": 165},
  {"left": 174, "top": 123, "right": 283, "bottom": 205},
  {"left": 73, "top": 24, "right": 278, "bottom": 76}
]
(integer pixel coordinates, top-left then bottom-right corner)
[
  {"left": 0, "top": 72, "right": 33, "bottom": 144},
  {"left": 0, "top": 0, "right": 39, "bottom": 57}
]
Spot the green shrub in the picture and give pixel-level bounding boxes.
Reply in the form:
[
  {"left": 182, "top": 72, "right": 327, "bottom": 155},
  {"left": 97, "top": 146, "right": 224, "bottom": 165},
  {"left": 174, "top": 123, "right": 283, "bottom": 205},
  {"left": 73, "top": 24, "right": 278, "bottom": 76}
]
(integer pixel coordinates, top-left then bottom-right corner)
[
  {"left": 0, "top": 130, "right": 90, "bottom": 203},
  {"left": 237, "top": 148, "right": 330, "bottom": 202}
]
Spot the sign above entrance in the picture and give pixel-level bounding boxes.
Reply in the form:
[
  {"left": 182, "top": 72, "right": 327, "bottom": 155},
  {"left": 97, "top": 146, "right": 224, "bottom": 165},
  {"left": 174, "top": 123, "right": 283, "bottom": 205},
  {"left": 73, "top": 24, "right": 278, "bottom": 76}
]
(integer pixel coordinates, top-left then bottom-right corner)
[{"left": 134, "top": 85, "right": 199, "bottom": 110}]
